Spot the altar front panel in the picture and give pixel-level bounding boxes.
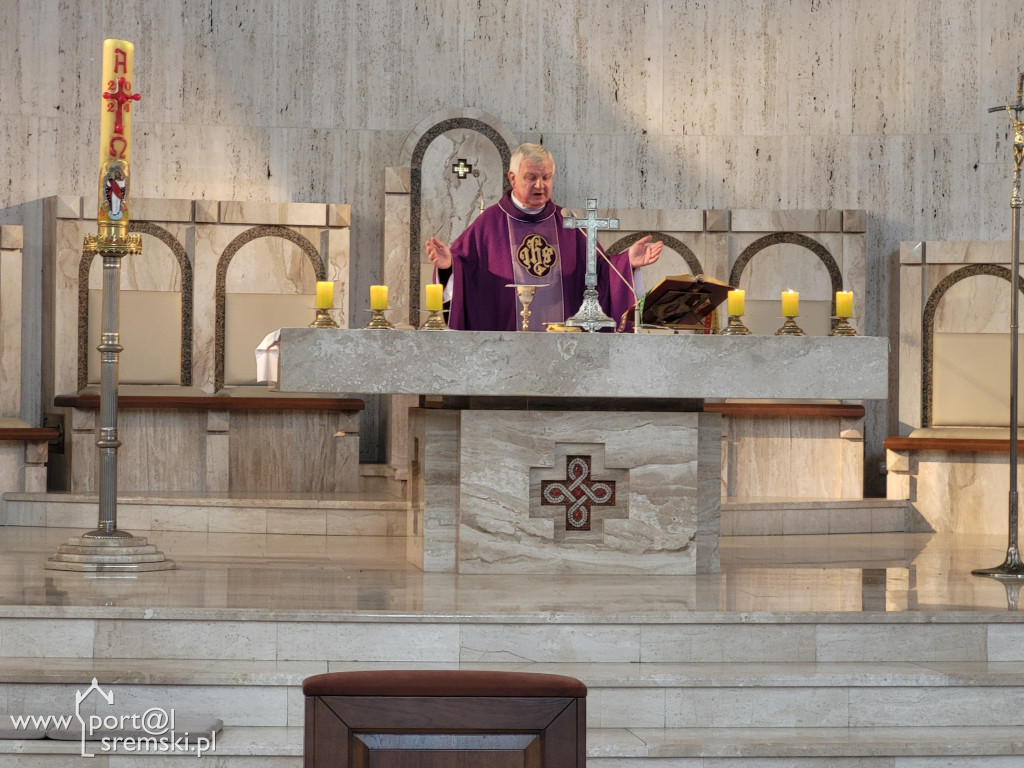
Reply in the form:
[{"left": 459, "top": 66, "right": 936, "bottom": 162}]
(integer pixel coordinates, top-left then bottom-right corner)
[{"left": 410, "top": 408, "right": 721, "bottom": 575}]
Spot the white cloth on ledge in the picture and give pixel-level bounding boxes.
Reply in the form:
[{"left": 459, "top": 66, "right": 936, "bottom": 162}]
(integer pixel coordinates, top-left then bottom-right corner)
[{"left": 255, "top": 329, "right": 281, "bottom": 383}]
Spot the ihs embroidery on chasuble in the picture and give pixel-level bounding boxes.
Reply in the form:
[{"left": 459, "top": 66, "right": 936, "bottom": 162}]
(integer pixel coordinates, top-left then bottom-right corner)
[{"left": 516, "top": 234, "right": 557, "bottom": 278}]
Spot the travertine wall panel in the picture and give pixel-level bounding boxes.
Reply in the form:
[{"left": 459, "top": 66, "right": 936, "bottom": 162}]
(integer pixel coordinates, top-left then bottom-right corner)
[{"left": 2, "top": 0, "right": 1021, "bottom": 476}]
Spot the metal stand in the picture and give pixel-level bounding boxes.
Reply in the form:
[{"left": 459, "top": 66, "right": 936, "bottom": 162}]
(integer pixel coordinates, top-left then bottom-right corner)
[
  {"left": 974, "top": 73, "right": 1024, "bottom": 579},
  {"left": 47, "top": 231, "right": 174, "bottom": 572}
]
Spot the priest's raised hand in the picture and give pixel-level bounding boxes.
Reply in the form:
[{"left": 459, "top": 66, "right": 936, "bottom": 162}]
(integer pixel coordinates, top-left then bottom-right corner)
[
  {"left": 628, "top": 235, "right": 663, "bottom": 268},
  {"left": 426, "top": 237, "right": 453, "bottom": 270}
]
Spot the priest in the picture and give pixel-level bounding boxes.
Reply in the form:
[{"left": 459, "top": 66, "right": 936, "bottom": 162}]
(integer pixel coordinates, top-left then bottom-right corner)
[{"left": 425, "top": 143, "right": 662, "bottom": 331}]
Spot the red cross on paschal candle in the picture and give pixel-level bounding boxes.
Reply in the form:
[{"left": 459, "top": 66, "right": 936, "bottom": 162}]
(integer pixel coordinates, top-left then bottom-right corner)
[{"left": 103, "top": 76, "right": 141, "bottom": 136}]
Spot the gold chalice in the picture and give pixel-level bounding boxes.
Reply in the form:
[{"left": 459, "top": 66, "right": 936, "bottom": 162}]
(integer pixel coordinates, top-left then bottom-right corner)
[{"left": 506, "top": 284, "right": 547, "bottom": 331}]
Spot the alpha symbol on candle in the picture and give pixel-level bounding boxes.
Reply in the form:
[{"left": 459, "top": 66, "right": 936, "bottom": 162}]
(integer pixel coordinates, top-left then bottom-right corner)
[
  {"left": 113, "top": 48, "right": 128, "bottom": 74},
  {"left": 103, "top": 76, "right": 140, "bottom": 136}
]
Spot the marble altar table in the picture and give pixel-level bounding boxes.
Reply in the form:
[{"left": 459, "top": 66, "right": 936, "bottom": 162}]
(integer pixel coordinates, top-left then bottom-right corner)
[{"left": 275, "top": 329, "right": 888, "bottom": 575}]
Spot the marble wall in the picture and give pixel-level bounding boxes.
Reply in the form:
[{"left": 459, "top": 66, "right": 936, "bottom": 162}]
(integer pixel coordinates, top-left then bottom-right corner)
[{"left": 2, "top": 0, "right": 1022, "bottom": 479}]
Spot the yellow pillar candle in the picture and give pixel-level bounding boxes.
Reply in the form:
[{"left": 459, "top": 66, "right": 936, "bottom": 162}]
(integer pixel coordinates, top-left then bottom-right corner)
[
  {"left": 425, "top": 283, "right": 443, "bottom": 311},
  {"left": 370, "top": 285, "right": 388, "bottom": 310},
  {"left": 781, "top": 289, "right": 799, "bottom": 316},
  {"left": 835, "top": 290, "right": 854, "bottom": 318},
  {"left": 316, "top": 281, "right": 333, "bottom": 309},
  {"left": 97, "top": 39, "right": 140, "bottom": 230},
  {"left": 727, "top": 289, "right": 745, "bottom": 316}
]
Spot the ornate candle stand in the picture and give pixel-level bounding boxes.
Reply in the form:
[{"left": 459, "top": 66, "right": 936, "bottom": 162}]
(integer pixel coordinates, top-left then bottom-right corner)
[
  {"left": 974, "top": 73, "right": 1024, "bottom": 579},
  {"left": 721, "top": 315, "right": 752, "bottom": 335},
  {"left": 775, "top": 316, "right": 805, "bottom": 336},
  {"left": 310, "top": 308, "right": 339, "bottom": 328},
  {"left": 829, "top": 317, "right": 857, "bottom": 336},
  {"left": 46, "top": 39, "right": 173, "bottom": 572},
  {"left": 47, "top": 225, "right": 175, "bottom": 571},
  {"left": 365, "top": 308, "right": 394, "bottom": 329},
  {"left": 420, "top": 309, "right": 448, "bottom": 330}
]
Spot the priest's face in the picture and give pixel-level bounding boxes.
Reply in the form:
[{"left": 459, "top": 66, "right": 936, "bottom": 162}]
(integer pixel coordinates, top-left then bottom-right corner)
[{"left": 509, "top": 158, "right": 554, "bottom": 209}]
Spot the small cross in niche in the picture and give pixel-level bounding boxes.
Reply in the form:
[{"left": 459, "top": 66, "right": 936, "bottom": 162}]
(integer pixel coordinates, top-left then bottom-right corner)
[{"left": 451, "top": 159, "right": 474, "bottom": 179}]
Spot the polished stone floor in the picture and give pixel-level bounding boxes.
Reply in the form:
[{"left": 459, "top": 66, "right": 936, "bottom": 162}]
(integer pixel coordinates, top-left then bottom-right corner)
[{"left": 1, "top": 526, "right": 1023, "bottom": 615}]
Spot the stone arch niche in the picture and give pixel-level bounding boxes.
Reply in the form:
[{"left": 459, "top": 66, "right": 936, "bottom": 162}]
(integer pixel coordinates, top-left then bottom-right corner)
[
  {"left": 607, "top": 231, "right": 705, "bottom": 287},
  {"left": 384, "top": 109, "right": 518, "bottom": 326},
  {"left": 728, "top": 232, "right": 845, "bottom": 336},
  {"left": 215, "top": 225, "right": 325, "bottom": 391},
  {"left": 921, "top": 265, "right": 1024, "bottom": 428},
  {"left": 78, "top": 221, "right": 193, "bottom": 390}
]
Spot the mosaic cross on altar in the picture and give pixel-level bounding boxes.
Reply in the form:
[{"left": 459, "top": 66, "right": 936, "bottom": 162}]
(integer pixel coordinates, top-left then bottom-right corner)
[{"left": 541, "top": 455, "right": 617, "bottom": 531}]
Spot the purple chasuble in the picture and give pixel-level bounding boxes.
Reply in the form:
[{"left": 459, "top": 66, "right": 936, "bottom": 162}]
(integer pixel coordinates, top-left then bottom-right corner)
[{"left": 448, "top": 193, "right": 637, "bottom": 331}]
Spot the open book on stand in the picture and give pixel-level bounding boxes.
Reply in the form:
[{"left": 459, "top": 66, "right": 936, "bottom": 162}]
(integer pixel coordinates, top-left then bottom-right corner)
[{"left": 622, "top": 274, "right": 735, "bottom": 331}]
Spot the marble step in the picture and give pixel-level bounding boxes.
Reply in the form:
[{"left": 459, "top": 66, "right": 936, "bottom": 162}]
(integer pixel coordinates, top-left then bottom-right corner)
[
  {"left": 5, "top": 658, "right": 1024, "bottom": 730},
  {"left": 2, "top": 608, "right": 1019, "bottom": 664},
  {"left": 721, "top": 497, "right": 913, "bottom": 535},
  {"left": 3, "top": 725, "right": 1024, "bottom": 765},
  {"left": 1, "top": 491, "right": 408, "bottom": 536}
]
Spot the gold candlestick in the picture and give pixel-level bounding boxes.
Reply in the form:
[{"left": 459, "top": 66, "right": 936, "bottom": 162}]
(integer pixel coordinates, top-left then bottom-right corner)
[
  {"left": 309, "top": 308, "right": 339, "bottom": 328},
  {"left": 829, "top": 316, "right": 857, "bottom": 336},
  {"left": 775, "top": 316, "right": 805, "bottom": 336},
  {"left": 721, "top": 315, "right": 751, "bottom": 335},
  {"left": 420, "top": 309, "right": 448, "bottom": 330},
  {"left": 365, "top": 308, "right": 394, "bottom": 329}
]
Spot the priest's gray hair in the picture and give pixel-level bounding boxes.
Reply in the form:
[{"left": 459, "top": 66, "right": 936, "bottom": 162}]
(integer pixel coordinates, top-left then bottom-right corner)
[{"left": 509, "top": 143, "right": 555, "bottom": 174}]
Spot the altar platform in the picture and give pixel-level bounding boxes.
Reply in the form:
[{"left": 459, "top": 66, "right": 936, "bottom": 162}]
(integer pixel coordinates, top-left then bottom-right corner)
[{"left": 1, "top": 524, "right": 1023, "bottom": 765}]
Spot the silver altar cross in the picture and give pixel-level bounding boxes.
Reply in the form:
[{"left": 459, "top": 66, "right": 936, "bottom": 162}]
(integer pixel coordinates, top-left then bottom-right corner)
[{"left": 563, "top": 198, "right": 618, "bottom": 331}]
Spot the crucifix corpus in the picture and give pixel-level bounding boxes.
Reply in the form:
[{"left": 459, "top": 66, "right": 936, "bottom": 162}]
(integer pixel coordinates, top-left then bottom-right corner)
[{"left": 563, "top": 198, "right": 619, "bottom": 331}]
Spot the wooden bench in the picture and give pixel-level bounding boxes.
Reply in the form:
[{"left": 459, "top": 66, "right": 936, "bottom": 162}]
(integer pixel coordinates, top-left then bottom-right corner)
[
  {"left": 883, "top": 428, "right": 1024, "bottom": 534},
  {"left": 53, "top": 391, "right": 364, "bottom": 494},
  {"left": 303, "top": 670, "right": 586, "bottom": 768},
  {"left": 0, "top": 419, "right": 59, "bottom": 494}
]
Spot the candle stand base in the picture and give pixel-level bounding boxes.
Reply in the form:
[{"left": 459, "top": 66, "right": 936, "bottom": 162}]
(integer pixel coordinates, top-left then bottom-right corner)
[
  {"left": 775, "top": 316, "right": 805, "bottom": 336},
  {"left": 420, "top": 310, "right": 448, "bottom": 331},
  {"left": 721, "top": 315, "right": 752, "bottom": 335},
  {"left": 828, "top": 316, "right": 857, "bottom": 336},
  {"left": 973, "top": 545, "right": 1024, "bottom": 578},
  {"left": 45, "top": 532, "right": 175, "bottom": 572},
  {"left": 309, "top": 308, "right": 339, "bottom": 328},
  {"left": 365, "top": 309, "right": 394, "bottom": 330}
]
